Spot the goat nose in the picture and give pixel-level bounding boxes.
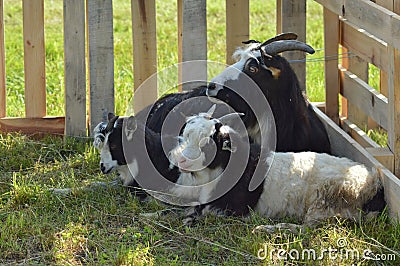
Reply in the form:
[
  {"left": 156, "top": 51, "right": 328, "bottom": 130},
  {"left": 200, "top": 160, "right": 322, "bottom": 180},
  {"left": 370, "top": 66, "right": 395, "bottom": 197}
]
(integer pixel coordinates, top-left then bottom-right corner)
[
  {"left": 208, "top": 82, "right": 216, "bottom": 90},
  {"left": 100, "top": 163, "right": 106, "bottom": 173}
]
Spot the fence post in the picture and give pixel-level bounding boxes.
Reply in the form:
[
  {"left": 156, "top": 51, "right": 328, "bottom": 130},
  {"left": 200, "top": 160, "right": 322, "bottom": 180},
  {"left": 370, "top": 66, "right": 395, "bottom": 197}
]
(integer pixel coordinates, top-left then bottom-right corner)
[
  {"left": 23, "top": 0, "right": 46, "bottom": 118},
  {"left": 226, "top": 0, "right": 249, "bottom": 65},
  {"left": 87, "top": 0, "right": 114, "bottom": 134},
  {"left": 178, "top": 0, "right": 207, "bottom": 91},
  {"left": 278, "top": 0, "right": 307, "bottom": 92},
  {"left": 323, "top": 7, "right": 339, "bottom": 124},
  {"left": 64, "top": 0, "right": 86, "bottom": 137},
  {"left": 388, "top": 0, "right": 400, "bottom": 176},
  {"left": 0, "top": 0, "right": 5, "bottom": 118},
  {"left": 132, "top": 0, "right": 158, "bottom": 114}
]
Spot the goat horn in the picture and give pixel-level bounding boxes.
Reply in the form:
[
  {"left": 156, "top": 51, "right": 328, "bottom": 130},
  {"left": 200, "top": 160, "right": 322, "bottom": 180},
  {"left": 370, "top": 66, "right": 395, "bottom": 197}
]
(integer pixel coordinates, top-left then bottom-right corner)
[
  {"left": 206, "top": 104, "right": 217, "bottom": 117},
  {"left": 260, "top": 40, "right": 315, "bottom": 56},
  {"left": 257, "top": 32, "right": 298, "bottom": 48},
  {"left": 242, "top": 39, "right": 260, "bottom": 44},
  {"left": 218, "top": 112, "right": 244, "bottom": 123}
]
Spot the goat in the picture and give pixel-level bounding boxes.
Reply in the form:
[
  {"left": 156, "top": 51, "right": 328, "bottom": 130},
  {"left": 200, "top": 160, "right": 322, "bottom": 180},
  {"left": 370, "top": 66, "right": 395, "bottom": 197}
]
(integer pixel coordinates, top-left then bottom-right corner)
[
  {"left": 169, "top": 110, "right": 385, "bottom": 230},
  {"left": 94, "top": 113, "right": 181, "bottom": 200},
  {"left": 206, "top": 33, "right": 331, "bottom": 154}
]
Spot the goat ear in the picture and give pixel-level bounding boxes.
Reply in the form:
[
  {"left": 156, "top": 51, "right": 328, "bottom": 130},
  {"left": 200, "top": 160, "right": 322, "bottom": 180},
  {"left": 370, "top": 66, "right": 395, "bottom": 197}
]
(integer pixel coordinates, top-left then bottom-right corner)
[
  {"left": 206, "top": 104, "right": 217, "bottom": 117},
  {"left": 108, "top": 112, "right": 115, "bottom": 121},
  {"left": 124, "top": 116, "right": 137, "bottom": 141},
  {"left": 126, "top": 116, "right": 137, "bottom": 131}
]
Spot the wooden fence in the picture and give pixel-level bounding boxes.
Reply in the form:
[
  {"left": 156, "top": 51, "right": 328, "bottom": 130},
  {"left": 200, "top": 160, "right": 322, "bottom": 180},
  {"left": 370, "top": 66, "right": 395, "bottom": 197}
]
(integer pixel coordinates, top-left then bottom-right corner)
[{"left": 0, "top": 1, "right": 400, "bottom": 206}]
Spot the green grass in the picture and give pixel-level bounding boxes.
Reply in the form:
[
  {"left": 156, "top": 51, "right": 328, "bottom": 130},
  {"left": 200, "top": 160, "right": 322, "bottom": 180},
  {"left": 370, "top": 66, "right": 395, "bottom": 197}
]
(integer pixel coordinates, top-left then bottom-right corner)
[
  {"left": 0, "top": 0, "right": 398, "bottom": 265},
  {"left": 0, "top": 134, "right": 399, "bottom": 265}
]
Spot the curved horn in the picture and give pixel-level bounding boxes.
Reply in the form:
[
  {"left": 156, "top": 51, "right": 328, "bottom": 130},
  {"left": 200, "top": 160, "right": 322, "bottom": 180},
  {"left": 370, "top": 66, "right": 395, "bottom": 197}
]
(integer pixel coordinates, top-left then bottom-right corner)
[
  {"left": 257, "top": 32, "right": 298, "bottom": 48},
  {"left": 260, "top": 40, "right": 315, "bottom": 56},
  {"left": 206, "top": 104, "right": 217, "bottom": 117},
  {"left": 242, "top": 39, "right": 260, "bottom": 44},
  {"left": 218, "top": 112, "right": 244, "bottom": 123}
]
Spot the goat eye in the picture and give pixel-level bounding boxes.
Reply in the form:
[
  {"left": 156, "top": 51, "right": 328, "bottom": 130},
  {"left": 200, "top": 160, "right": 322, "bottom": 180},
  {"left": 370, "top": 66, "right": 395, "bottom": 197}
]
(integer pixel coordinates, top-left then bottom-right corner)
[{"left": 249, "top": 65, "right": 259, "bottom": 73}]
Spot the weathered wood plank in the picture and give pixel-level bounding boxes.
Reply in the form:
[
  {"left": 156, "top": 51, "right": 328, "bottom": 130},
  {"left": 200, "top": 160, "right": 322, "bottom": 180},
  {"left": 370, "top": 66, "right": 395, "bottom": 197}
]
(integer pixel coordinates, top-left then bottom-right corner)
[
  {"left": 0, "top": 0, "right": 5, "bottom": 118},
  {"left": 279, "top": 0, "right": 307, "bottom": 91},
  {"left": 0, "top": 117, "right": 65, "bottom": 135},
  {"left": 387, "top": 0, "right": 400, "bottom": 177},
  {"left": 314, "top": 0, "right": 400, "bottom": 51},
  {"left": 340, "top": 67, "right": 388, "bottom": 130},
  {"left": 340, "top": 19, "right": 388, "bottom": 72},
  {"left": 339, "top": 117, "right": 381, "bottom": 149},
  {"left": 387, "top": 40, "right": 400, "bottom": 176},
  {"left": 314, "top": 106, "right": 400, "bottom": 220},
  {"left": 64, "top": 0, "right": 86, "bottom": 137},
  {"left": 323, "top": 7, "right": 339, "bottom": 123},
  {"left": 23, "top": 0, "right": 46, "bottom": 118},
  {"left": 366, "top": 147, "right": 395, "bottom": 173},
  {"left": 132, "top": 0, "right": 158, "bottom": 113},
  {"left": 87, "top": 0, "right": 114, "bottom": 134},
  {"left": 276, "top": 0, "right": 282, "bottom": 34},
  {"left": 178, "top": 0, "right": 207, "bottom": 91},
  {"left": 226, "top": 0, "right": 249, "bottom": 65},
  {"left": 341, "top": 46, "right": 369, "bottom": 129}
]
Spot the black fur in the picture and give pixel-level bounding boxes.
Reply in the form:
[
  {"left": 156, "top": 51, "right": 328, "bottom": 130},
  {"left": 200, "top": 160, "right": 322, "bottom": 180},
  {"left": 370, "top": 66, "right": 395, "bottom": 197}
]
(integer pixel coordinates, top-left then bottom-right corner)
[
  {"left": 209, "top": 52, "right": 331, "bottom": 153},
  {"left": 103, "top": 115, "right": 180, "bottom": 199}
]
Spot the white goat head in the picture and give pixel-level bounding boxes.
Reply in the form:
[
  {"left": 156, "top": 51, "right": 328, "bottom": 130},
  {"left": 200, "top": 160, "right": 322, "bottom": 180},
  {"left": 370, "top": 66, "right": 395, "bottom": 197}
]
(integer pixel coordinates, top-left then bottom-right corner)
[{"left": 169, "top": 105, "right": 239, "bottom": 173}]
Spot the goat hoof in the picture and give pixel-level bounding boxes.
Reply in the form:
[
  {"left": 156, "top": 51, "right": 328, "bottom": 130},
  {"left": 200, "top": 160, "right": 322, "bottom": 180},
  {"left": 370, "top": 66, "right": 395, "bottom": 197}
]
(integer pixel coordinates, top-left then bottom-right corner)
[{"left": 182, "top": 216, "right": 196, "bottom": 227}]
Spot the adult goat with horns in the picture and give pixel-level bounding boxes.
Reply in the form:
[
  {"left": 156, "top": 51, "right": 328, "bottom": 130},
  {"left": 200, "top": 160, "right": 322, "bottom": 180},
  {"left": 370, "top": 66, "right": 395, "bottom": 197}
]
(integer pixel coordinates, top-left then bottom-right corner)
[{"left": 207, "top": 33, "right": 331, "bottom": 153}]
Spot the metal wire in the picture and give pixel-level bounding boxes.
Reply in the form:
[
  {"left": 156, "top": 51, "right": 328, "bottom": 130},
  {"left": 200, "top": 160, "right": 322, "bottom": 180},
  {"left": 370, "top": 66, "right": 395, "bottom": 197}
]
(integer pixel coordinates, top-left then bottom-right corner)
[{"left": 288, "top": 50, "right": 356, "bottom": 64}]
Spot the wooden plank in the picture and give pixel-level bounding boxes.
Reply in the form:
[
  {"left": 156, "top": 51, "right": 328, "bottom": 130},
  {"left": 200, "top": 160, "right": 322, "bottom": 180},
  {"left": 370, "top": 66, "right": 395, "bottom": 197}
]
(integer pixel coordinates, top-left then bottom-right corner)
[
  {"left": 0, "top": 0, "right": 5, "bottom": 118},
  {"left": 64, "top": 0, "right": 86, "bottom": 137},
  {"left": 340, "top": 117, "right": 381, "bottom": 149},
  {"left": 323, "top": 7, "right": 339, "bottom": 123},
  {"left": 132, "top": 0, "right": 158, "bottom": 113},
  {"left": 340, "top": 19, "right": 388, "bottom": 72},
  {"left": 0, "top": 117, "right": 65, "bottom": 135},
  {"left": 226, "top": 0, "right": 249, "bottom": 65},
  {"left": 178, "top": 0, "right": 207, "bottom": 91},
  {"left": 87, "top": 0, "right": 114, "bottom": 134},
  {"left": 387, "top": 43, "right": 400, "bottom": 176},
  {"left": 23, "top": 0, "right": 46, "bottom": 118},
  {"left": 314, "top": 0, "right": 400, "bottom": 51},
  {"left": 314, "top": 106, "right": 400, "bottom": 220},
  {"left": 340, "top": 66, "right": 388, "bottom": 130},
  {"left": 276, "top": 0, "right": 282, "bottom": 34},
  {"left": 366, "top": 147, "right": 395, "bottom": 173},
  {"left": 279, "top": 0, "right": 307, "bottom": 91},
  {"left": 375, "top": 0, "right": 393, "bottom": 10},
  {"left": 341, "top": 45, "right": 369, "bottom": 129}
]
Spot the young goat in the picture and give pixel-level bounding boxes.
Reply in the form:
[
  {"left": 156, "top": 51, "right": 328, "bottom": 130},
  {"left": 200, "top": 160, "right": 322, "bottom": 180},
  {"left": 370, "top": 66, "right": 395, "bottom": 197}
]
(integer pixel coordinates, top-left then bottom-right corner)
[
  {"left": 169, "top": 111, "right": 385, "bottom": 230},
  {"left": 206, "top": 33, "right": 331, "bottom": 153},
  {"left": 94, "top": 113, "right": 180, "bottom": 199}
]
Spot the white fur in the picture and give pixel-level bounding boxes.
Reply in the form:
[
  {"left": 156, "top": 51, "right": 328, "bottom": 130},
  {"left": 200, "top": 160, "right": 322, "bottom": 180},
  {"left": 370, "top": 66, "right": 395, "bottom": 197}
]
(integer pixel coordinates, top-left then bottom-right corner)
[
  {"left": 94, "top": 121, "right": 138, "bottom": 187},
  {"left": 93, "top": 122, "right": 107, "bottom": 150},
  {"left": 173, "top": 113, "right": 383, "bottom": 227},
  {"left": 99, "top": 133, "right": 119, "bottom": 174},
  {"left": 170, "top": 167, "right": 223, "bottom": 205},
  {"left": 255, "top": 152, "right": 382, "bottom": 224}
]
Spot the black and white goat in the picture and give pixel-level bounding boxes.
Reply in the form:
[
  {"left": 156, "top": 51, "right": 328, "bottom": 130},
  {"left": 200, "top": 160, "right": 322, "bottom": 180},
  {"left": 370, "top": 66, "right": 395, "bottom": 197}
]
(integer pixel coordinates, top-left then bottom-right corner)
[
  {"left": 169, "top": 110, "right": 385, "bottom": 229},
  {"left": 206, "top": 33, "right": 331, "bottom": 153},
  {"left": 93, "top": 113, "right": 181, "bottom": 199}
]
